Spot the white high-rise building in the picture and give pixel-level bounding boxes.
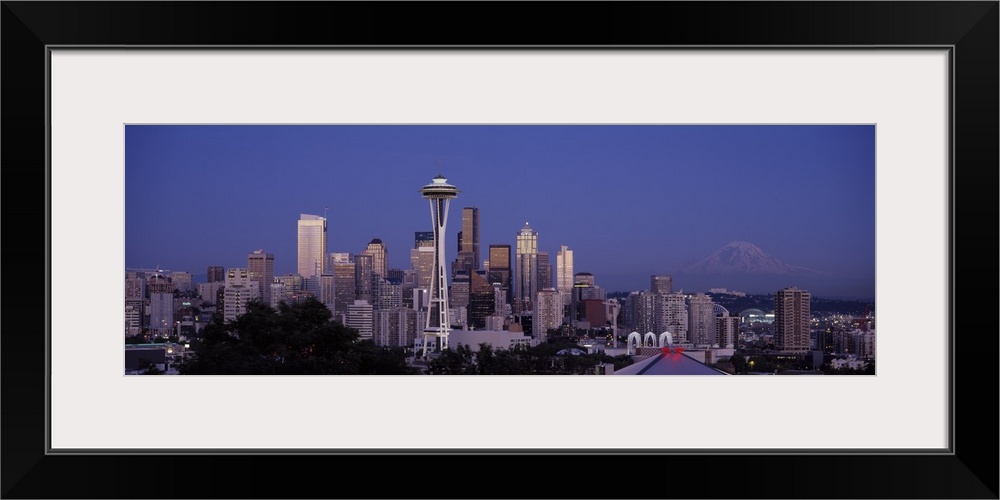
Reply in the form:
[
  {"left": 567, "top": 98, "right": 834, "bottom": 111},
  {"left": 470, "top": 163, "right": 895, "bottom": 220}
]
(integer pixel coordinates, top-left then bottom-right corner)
[
  {"left": 534, "top": 288, "right": 563, "bottom": 341},
  {"left": 346, "top": 300, "right": 374, "bottom": 340},
  {"left": 657, "top": 292, "right": 689, "bottom": 345},
  {"left": 297, "top": 214, "right": 327, "bottom": 278},
  {"left": 715, "top": 312, "right": 740, "bottom": 349},
  {"left": 223, "top": 268, "right": 260, "bottom": 322},
  {"left": 419, "top": 174, "right": 459, "bottom": 356},
  {"left": 556, "top": 245, "right": 574, "bottom": 303},
  {"left": 125, "top": 272, "right": 145, "bottom": 336}
]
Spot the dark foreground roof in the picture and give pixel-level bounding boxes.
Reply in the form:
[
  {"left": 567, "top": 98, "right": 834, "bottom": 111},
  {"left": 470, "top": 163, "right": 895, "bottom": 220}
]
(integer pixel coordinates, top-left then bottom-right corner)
[
  {"left": 124, "top": 348, "right": 166, "bottom": 370},
  {"left": 614, "top": 351, "right": 727, "bottom": 375}
]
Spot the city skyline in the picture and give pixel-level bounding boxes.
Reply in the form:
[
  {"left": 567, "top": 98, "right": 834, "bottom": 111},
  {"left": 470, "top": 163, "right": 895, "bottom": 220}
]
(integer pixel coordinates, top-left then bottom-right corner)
[{"left": 125, "top": 125, "right": 875, "bottom": 299}]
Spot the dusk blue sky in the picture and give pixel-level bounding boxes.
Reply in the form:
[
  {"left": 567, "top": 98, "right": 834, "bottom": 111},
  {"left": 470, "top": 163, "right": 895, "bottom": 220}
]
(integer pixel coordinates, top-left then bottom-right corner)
[{"left": 125, "top": 125, "right": 875, "bottom": 299}]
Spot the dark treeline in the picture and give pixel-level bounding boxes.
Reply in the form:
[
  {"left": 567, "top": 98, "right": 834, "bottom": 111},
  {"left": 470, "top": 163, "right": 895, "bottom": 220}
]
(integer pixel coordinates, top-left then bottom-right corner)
[
  {"left": 426, "top": 342, "right": 634, "bottom": 375},
  {"left": 178, "top": 297, "right": 634, "bottom": 375},
  {"left": 179, "top": 297, "right": 416, "bottom": 375}
]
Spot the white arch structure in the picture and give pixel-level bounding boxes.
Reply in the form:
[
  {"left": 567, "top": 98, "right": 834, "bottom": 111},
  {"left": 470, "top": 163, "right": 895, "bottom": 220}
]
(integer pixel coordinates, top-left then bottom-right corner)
[
  {"left": 643, "top": 332, "right": 657, "bottom": 347},
  {"left": 626, "top": 332, "right": 642, "bottom": 354},
  {"left": 659, "top": 331, "right": 673, "bottom": 347},
  {"left": 626, "top": 331, "right": 677, "bottom": 354}
]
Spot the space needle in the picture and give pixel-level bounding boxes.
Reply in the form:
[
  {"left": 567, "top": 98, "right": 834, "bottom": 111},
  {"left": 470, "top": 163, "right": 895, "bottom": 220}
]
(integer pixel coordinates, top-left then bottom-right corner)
[{"left": 419, "top": 174, "right": 459, "bottom": 357}]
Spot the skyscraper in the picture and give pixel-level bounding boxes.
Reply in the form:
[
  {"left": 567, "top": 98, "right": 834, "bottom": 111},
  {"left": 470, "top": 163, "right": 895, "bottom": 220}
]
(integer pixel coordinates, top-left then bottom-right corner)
[
  {"left": 624, "top": 291, "right": 657, "bottom": 334},
  {"left": 537, "top": 251, "right": 552, "bottom": 291},
  {"left": 125, "top": 272, "right": 146, "bottom": 336},
  {"left": 268, "top": 279, "right": 285, "bottom": 308},
  {"left": 414, "top": 231, "right": 435, "bottom": 248},
  {"left": 457, "top": 207, "right": 480, "bottom": 274},
  {"left": 373, "top": 276, "right": 403, "bottom": 311},
  {"left": 346, "top": 300, "right": 374, "bottom": 340},
  {"left": 319, "top": 273, "right": 337, "bottom": 315},
  {"left": 169, "top": 272, "right": 193, "bottom": 293},
  {"left": 419, "top": 174, "right": 459, "bottom": 356},
  {"left": 374, "top": 307, "right": 417, "bottom": 348},
  {"left": 515, "top": 222, "right": 538, "bottom": 313},
  {"left": 223, "top": 268, "right": 260, "bottom": 322},
  {"left": 147, "top": 273, "right": 174, "bottom": 335},
  {"left": 297, "top": 214, "right": 327, "bottom": 278},
  {"left": 688, "top": 293, "right": 715, "bottom": 346},
  {"left": 574, "top": 272, "right": 595, "bottom": 287},
  {"left": 467, "top": 271, "right": 495, "bottom": 329},
  {"left": 556, "top": 245, "right": 574, "bottom": 302},
  {"left": 386, "top": 268, "right": 404, "bottom": 283},
  {"left": 411, "top": 246, "right": 436, "bottom": 289},
  {"left": 354, "top": 253, "right": 374, "bottom": 303},
  {"left": 207, "top": 266, "right": 225, "bottom": 283},
  {"left": 775, "top": 287, "right": 811, "bottom": 353},
  {"left": 449, "top": 272, "right": 470, "bottom": 309},
  {"left": 269, "top": 274, "right": 302, "bottom": 307},
  {"left": 248, "top": 250, "right": 275, "bottom": 306},
  {"left": 534, "top": 288, "right": 563, "bottom": 341},
  {"left": 651, "top": 275, "right": 673, "bottom": 295},
  {"left": 716, "top": 312, "right": 740, "bottom": 349},
  {"left": 488, "top": 244, "right": 512, "bottom": 306},
  {"left": 656, "top": 292, "right": 689, "bottom": 345},
  {"left": 363, "top": 238, "right": 388, "bottom": 279},
  {"left": 330, "top": 253, "right": 356, "bottom": 317}
]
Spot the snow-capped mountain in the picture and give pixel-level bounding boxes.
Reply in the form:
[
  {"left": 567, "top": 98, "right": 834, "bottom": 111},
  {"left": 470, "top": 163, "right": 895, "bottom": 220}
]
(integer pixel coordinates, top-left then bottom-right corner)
[{"left": 678, "top": 241, "right": 822, "bottom": 275}]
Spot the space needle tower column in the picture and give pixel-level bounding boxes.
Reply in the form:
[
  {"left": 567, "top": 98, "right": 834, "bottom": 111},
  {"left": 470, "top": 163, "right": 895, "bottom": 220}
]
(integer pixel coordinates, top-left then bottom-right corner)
[{"left": 420, "top": 174, "right": 459, "bottom": 357}]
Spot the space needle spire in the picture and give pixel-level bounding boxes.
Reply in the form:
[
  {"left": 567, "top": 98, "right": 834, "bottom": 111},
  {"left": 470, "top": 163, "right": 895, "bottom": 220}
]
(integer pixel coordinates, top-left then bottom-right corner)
[{"left": 419, "top": 174, "right": 460, "bottom": 357}]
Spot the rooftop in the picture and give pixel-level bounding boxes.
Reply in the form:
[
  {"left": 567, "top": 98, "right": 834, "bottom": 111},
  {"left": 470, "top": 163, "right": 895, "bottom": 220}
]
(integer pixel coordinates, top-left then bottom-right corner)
[{"left": 614, "top": 350, "right": 728, "bottom": 375}]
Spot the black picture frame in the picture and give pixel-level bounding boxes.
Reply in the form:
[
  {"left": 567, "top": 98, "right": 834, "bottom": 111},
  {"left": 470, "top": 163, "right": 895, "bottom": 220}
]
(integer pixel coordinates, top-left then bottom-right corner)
[{"left": 3, "top": 2, "right": 996, "bottom": 498}]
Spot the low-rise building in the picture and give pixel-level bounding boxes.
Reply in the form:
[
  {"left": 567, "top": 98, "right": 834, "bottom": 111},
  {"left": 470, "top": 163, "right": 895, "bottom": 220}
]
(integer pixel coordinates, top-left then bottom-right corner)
[{"left": 447, "top": 329, "right": 537, "bottom": 352}]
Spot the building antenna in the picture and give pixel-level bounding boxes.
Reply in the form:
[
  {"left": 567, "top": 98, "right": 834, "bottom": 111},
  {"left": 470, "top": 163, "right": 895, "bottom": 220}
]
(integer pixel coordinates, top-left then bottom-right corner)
[{"left": 324, "top": 206, "right": 328, "bottom": 219}]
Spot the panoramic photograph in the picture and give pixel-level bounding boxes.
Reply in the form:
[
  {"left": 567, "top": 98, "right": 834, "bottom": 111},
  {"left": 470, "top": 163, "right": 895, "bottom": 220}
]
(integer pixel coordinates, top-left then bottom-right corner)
[{"left": 124, "top": 124, "right": 876, "bottom": 375}]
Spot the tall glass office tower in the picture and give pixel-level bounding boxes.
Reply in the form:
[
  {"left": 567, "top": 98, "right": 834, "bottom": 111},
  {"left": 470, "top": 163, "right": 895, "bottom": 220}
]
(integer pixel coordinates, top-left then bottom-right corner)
[
  {"left": 515, "top": 222, "right": 538, "bottom": 313},
  {"left": 556, "top": 245, "right": 574, "bottom": 303},
  {"left": 297, "top": 214, "right": 327, "bottom": 278}
]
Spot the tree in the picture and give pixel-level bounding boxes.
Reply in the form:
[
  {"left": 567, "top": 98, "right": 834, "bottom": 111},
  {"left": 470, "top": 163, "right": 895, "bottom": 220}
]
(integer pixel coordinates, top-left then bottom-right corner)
[
  {"left": 426, "top": 346, "right": 474, "bottom": 374},
  {"left": 474, "top": 344, "right": 497, "bottom": 374},
  {"left": 609, "top": 354, "right": 635, "bottom": 371},
  {"left": 138, "top": 359, "right": 163, "bottom": 375},
  {"left": 730, "top": 352, "right": 748, "bottom": 374},
  {"left": 178, "top": 297, "right": 415, "bottom": 375}
]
